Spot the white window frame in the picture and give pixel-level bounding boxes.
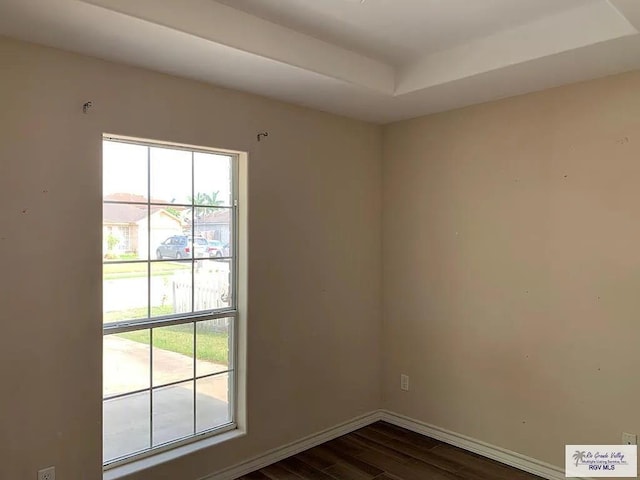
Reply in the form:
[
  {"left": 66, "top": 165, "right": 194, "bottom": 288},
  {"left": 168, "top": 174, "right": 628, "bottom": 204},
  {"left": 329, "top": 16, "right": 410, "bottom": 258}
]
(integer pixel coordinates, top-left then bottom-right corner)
[{"left": 102, "top": 134, "right": 247, "bottom": 474}]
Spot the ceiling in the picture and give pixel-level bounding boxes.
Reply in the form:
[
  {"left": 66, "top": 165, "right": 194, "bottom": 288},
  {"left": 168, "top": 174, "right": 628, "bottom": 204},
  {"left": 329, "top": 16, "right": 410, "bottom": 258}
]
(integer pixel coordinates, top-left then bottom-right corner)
[
  {"left": 215, "top": 0, "right": 593, "bottom": 65},
  {"left": 0, "top": 0, "right": 639, "bottom": 123}
]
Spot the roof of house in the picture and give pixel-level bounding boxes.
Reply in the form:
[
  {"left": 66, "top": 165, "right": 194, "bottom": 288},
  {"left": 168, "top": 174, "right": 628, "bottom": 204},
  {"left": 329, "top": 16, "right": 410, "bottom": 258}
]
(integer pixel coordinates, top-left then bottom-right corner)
[
  {"left": 103, "top": 203, "right": 181, "bottom": 224},
  {"left": 104, "top": 203, "right": 150, "bottom": 224},
  {"left": 104, "top": 193, "right": 185, "bottom": 224},
  {"left": 104, "top": 194, "right": 230, "bottom": 225},
  {"left": 198, "top": 209, "right": 231, "bottom": 223}
]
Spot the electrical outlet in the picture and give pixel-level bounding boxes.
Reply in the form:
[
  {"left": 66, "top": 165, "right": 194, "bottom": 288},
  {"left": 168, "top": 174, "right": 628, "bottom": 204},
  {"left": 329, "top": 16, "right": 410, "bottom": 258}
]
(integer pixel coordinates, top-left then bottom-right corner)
[
  {"left": 38, "top": 466, "right": 55, "bottom": 480},
  {"left": 622, "top": 432, "right": 637, "bottom": 445},
  {"left": 400, "top": 374, "right": 409, "bottom": 391}
]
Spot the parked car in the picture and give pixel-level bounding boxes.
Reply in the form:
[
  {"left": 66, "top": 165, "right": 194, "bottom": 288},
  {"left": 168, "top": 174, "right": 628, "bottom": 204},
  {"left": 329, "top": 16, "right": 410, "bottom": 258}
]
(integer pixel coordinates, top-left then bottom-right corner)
[
  {"left": 206, "top": 240, "right": 225, "bottom": 258},
  {"left": 156, "top": 235, "right": 208, "bottom": 259}
]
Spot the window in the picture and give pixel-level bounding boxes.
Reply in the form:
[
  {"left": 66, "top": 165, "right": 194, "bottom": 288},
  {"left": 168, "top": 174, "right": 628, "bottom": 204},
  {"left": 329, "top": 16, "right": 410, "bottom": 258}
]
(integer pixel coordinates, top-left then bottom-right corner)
[{"left": 102, "top": 136, "right": 241, "bottom": 467}]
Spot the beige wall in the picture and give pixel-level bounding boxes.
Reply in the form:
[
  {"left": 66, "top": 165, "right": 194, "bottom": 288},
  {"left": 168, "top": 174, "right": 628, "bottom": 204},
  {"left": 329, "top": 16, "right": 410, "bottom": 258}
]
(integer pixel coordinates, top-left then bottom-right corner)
[
  {"left": 0, "top": 37, "right": 381, "bottom": 479},
  {"left": 382, "top": 71, "right": 640, "bottom": 468},
  {"left": 4, "top": 31, "right": 640, "bottom": 480}
]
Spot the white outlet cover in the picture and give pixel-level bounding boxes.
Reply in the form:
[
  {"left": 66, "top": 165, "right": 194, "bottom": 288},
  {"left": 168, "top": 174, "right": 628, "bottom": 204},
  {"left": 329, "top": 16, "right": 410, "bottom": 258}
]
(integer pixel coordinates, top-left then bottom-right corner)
[{"left": 38, "top": 466, "right": 55, "bottom": 480}]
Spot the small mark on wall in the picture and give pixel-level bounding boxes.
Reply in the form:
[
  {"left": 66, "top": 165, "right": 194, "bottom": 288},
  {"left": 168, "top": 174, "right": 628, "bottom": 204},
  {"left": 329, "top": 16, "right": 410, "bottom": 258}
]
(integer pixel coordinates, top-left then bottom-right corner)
[
  {"left": 563, "top": 175, "right": 568, "bottom": 179},
  {"left": 21, "top": 208, "right": 29, "bottom": 214},
  {"left": 42, "top": 189, "right": 49, "bottom": 194},
  {"left": 616, "top": 137, "right": 629, "bottom": 145}
]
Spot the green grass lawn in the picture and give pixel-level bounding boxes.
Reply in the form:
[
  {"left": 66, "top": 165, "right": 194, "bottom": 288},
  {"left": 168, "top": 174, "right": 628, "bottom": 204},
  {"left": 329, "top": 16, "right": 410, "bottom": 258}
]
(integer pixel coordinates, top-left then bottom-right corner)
[
  {"left": 117, "top": 327, "right": 229, "bottom": 366},
  {"left": 103, "top": 261, "right": 190, "bottom": 280}
]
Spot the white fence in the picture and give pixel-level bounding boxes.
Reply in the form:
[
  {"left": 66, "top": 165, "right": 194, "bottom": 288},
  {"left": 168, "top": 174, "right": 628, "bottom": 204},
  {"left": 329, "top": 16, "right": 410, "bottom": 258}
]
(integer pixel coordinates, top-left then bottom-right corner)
[{"left": 171, "top": 264, "right": 230, "bottom": 330}]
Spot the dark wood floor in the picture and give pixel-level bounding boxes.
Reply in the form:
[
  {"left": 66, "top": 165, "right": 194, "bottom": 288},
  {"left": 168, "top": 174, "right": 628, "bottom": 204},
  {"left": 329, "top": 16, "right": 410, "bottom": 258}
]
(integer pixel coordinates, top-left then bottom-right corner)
[{"left": 237, "top": 421, "right": 543, "bottom": 480}]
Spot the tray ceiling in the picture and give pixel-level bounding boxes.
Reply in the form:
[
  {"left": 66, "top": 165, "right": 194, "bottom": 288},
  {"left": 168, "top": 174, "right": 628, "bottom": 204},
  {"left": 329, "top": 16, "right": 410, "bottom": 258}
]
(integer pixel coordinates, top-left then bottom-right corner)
[{"left": 0, "top": 0, "right": 638, "bottom": 123}]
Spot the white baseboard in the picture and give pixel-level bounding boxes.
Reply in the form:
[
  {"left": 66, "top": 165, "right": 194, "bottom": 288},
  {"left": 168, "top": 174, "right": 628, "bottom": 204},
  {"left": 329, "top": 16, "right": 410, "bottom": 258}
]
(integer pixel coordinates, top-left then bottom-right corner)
[
  {"left": 205, "top": 409, "right": 590, "bottom": 480},
  {"left": 380, "top": 410, "right": 589, "bottom": 480},
  {"left": 202, "top": 410, "right": 384, "bottom": 480}
]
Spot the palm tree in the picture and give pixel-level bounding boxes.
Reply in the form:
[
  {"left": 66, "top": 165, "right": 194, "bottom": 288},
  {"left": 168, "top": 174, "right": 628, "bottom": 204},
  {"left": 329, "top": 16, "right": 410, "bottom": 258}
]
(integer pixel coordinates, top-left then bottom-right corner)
[
  {"left": 188, "top": 191, "right": 224, "bottom": 221},
  {"left": 190, "top": 192, "right": 211, "bottom": 207},
  {"left": 573, "top": 451, "right": 586, "bottom": 467}
]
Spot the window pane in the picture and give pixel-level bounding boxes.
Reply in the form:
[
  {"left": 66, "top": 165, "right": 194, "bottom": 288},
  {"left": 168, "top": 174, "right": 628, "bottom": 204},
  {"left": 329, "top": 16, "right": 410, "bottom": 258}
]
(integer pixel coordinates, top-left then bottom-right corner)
[
  {"left": 196, "top": 319, "right": 231, "bottom": 377},
  {"left": 196, "top": 373, "right": 231, "bottom": 434},
  {"left": 194, "top": 152, "right": 232, "bottom": 207},
  {"left": 194, "top": 207, "right": 232, "bottom": 259},
  {"left": 104, "top": 332, "right": 150, "bottom": 398},
  {"left": 153, "top": 382, "right": 194, "bottom": 446},
  {"left": 151, "top": 209, "right": 189, "bottom": 260},
  {"left": 150, "top": 261, "right": 192, "bottom": 317},
  {"left": 103, "top": 263, "right": 149, "bottom": 324},
  {"left": 103, "top": 204, "right": 149, "bottom": 262},
  {"left": 150, "top": 147, "right": 192, "bottom": 205},
  {"left": 192, "top": 235, "right": 210, "bottom": 260},
  {"left": 103, "top": 140, "right": 148, "bottom": 202},
  {"left": 152, "top": 324, "right": 194, "bottom": 387},
  {"left": 104, "top": 391, "right": 150, "bottom": 463},
  {"left": 194, "top": 259, "right": 231, "bottom": 312}
]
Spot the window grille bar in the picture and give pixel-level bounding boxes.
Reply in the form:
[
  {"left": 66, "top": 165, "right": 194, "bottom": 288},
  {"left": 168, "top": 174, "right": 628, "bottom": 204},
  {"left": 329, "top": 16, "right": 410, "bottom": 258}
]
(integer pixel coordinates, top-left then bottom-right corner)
[
  {"left": 104, "top": 200, "right": 233, "bottom": 209},
  {"left": 191, "top": 150, "right": 195, "bottom": 323},
  {"left": 104, "top": 422, "right": 236, "bottom": 470},
  {"left": 147, "top": 144, "right": 153, "bottom": 450},
  {"left": 104, "top": 257, "right": 233, "bottom": 266},
  {"left": 104, "top": 310, "right": 237, "bottom": 333},
  {"left": 103, "top": 369, "right": 234, "bottom": 402},
  {"left": 104, "top": 135, "right": 239, "bottom": 157}
]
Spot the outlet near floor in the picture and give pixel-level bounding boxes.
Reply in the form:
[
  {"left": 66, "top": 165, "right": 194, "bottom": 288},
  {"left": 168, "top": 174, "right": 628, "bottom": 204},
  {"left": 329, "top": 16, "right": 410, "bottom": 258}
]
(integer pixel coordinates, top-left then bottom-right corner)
[
  {"left": 622, "top": 432, "right": 637, "bottom": 445},
  {"left": 38, "top": 466, "right": 55, "bottom": 480},
  {"left": 400, "top": 374, "right": 409, "bottom": 391}
]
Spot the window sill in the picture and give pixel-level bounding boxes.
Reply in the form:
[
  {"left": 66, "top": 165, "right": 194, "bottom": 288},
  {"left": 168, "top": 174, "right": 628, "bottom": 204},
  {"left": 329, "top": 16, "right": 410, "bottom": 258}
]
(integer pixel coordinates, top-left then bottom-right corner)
[{"left": 103, "top": 428, "right": 246, "bottom": 480}]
